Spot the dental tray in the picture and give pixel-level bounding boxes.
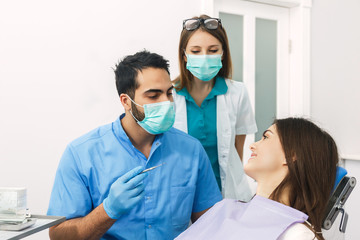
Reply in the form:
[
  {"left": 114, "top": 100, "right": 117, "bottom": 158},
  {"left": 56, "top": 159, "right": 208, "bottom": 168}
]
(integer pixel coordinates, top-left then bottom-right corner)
[{"left": 0, "top": 218, "right": 37, "bottom": 231}]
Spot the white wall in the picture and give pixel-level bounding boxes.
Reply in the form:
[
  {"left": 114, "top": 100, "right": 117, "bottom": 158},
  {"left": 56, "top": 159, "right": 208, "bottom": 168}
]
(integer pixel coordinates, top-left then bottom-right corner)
[
  {"left": 0, "top": 1, "right": 202, "bottom": 239},
  {"left": 311, "top": 0, "right": 360, "bottom": 239}
]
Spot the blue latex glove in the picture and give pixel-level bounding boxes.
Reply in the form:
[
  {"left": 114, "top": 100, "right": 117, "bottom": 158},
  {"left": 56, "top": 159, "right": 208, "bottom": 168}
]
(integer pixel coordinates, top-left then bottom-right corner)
[{"left": 103, "top": 166, "right": 148, "bottom": 219}]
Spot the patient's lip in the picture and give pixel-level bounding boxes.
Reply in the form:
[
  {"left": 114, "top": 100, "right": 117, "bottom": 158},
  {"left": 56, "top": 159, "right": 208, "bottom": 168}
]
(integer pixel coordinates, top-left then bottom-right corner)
[{"left": 250, "top": 153, "right": 257, "bottom": 157}]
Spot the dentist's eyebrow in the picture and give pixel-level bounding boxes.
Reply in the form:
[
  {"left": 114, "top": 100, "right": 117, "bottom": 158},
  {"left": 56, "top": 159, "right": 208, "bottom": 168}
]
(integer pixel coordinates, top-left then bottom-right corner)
[
  {"left": 143, "top": 86, "right": 174, "bottom": 95},
  {"left": 143, "top": 89, "right": 163, "bottom": 95}
]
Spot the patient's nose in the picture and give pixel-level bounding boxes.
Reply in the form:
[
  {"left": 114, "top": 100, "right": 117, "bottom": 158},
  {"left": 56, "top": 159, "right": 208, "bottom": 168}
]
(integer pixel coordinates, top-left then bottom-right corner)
[{"left": 249, "top": 143, "right": 256, "bottom": 151}]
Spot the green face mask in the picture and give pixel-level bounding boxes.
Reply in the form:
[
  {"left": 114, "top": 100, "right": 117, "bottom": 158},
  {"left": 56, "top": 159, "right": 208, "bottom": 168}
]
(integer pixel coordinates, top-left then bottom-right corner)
[
  {"left": 127, "top": 95, "right": 175, "bottom": 135},
  {"left": 185, "top": 53, "right": 223, "bottom": 81}
]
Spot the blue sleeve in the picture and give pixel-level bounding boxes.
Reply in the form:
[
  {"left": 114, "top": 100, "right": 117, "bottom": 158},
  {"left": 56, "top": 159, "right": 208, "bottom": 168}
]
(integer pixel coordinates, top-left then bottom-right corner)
[
  {"left": 47, "top": 144, "right": 92, "bottom": 219},
  {"left": 192, "top": 144, "right": 223, "bottom": 213}
]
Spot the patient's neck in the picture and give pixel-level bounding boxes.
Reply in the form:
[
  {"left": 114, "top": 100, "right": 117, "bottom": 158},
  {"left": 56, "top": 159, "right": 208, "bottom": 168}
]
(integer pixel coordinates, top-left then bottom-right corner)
[
  {"left": 256, "top": 175, "right": 290, "bottom": 206},
  {"left": 256, "top": 180, "right": 280, "bottom": 198}
]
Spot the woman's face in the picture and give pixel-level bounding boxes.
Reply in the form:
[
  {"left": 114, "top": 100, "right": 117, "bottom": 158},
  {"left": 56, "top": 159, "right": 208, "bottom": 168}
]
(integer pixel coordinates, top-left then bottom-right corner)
[
  {"left": 244, "top": 124, "right": 287, "bottom": 181},
  {"left": 184, "top": 30, "right": 223, "bottom": 58}
]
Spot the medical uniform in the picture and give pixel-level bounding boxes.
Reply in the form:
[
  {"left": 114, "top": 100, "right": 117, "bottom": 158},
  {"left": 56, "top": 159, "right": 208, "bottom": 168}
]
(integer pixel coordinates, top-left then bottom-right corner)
[
  {"left": 47, "top": 114, "right": 222, "bottom": 240},
  {"left": 173, "top": 77, "right": 257, "bottom": 201},
  {"left": 175, "top": 195, "right": 313, "bottom": 240}
]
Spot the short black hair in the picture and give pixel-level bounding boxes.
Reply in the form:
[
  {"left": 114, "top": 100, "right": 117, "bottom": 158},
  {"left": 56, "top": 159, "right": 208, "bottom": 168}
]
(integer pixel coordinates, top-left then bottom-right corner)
[{"left": 114, "top": 50, "right": 170, "bottom": 98}]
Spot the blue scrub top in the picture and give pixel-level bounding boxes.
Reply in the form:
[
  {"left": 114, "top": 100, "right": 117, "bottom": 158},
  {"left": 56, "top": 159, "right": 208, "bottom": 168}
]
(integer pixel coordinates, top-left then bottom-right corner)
[
  {"left": 47, "top": 114, "right": 222, "bottom": 240},
  {"left": 176, "top": 76, "right": 228, "bottom": 190}
]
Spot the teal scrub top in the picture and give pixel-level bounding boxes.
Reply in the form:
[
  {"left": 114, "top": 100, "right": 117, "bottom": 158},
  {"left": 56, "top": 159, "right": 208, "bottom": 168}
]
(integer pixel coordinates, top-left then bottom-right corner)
[{"left": 176, "top": 76, "right": 228, "bottom": 190}]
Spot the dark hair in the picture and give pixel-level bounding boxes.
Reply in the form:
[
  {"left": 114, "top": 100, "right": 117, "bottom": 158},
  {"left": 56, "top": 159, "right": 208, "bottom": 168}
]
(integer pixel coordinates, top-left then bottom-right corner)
[
  {"left": 173, "top": 14, "right": 232, "bottom": 91},
  {"left": 270, "top": 118, "right": 338, "bottom": 240},
  {"left": 114, "top": 50, "right": 170, "bottom": 98}
]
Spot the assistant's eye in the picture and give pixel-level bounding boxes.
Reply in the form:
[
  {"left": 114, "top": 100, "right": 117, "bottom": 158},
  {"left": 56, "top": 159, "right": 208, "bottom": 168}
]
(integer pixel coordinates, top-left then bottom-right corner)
[
  {"left": 167, "top": 92, "right": 173, "bottom": 96},
  {"left": 209, "top": 49, "right": 219, "bottom": 54},
  {"left": 148, "top": 95, "right": 158, "bottom": 99},
  {"left": 191, "top": 50, "right": 200, "bottom": 54}
]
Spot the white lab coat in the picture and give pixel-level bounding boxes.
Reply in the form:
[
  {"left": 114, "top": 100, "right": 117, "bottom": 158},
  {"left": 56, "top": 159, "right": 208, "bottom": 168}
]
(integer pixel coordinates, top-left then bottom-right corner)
[{"left": 173, "top": 79, "right": 257, "bottom": 201}]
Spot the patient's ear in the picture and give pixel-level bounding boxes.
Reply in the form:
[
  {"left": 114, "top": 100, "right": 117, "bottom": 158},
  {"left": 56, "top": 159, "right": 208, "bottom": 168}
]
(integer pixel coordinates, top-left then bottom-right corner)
[{"left": 283, "top": 154, "right": 297, "bottom": 165}]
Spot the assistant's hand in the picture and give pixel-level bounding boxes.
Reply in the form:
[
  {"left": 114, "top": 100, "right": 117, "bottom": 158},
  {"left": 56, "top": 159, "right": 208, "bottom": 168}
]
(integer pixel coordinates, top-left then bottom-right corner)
[{"left": 103, "top": 166, "right": 147, "bottom": 219}]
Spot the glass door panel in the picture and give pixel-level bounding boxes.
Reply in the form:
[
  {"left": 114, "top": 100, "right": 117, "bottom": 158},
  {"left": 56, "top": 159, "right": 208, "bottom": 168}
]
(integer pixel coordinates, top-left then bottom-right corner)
[
  {"left": 219, "top": 12, "right": 243, "bottom": 82},
  {"left": 255, "top": 18, "right": 277, "bottom": 141}
]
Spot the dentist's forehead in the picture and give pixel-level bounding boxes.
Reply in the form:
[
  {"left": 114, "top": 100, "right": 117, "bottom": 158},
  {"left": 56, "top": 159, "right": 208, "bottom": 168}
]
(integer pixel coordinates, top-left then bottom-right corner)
[{"left": 135, "top": 68, "right": 171, "bottom": 89}]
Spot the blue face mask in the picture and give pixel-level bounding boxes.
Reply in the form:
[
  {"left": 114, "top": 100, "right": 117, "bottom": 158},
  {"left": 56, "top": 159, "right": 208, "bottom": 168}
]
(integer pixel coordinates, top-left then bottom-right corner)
[
  {"left": 127, "top": 95, "right": 175, "bottom": 135},
  {"left": 186, "top": 53, "right": 223, "bottom": 81}
]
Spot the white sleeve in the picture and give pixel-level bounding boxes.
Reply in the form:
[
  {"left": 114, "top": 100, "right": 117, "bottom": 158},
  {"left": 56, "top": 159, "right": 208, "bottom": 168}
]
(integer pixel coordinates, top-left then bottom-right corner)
[
  {"left": 234, "top": 83, "right": 257, "bottom": 135},
  {"left": 278, "top": 223, "right": 317, "bottom": 240}
]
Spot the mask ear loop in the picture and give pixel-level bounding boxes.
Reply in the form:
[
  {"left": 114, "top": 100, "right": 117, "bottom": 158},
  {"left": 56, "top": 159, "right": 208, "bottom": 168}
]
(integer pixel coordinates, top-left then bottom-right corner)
[
  {"left": 126, "top": 94, "right": 143, "bottom": 108},
  {"left": 126, "top": 94, "right": 143, "bottom": 122},
  {"left": 129, "top": 109, "right": 140, "bottom": 122}
]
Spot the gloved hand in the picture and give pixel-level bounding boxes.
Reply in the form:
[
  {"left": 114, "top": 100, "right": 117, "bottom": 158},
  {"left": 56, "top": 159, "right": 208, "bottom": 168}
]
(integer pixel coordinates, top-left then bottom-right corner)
[{"left": 103, "top": 166, "right": 148, "bottom": 219}]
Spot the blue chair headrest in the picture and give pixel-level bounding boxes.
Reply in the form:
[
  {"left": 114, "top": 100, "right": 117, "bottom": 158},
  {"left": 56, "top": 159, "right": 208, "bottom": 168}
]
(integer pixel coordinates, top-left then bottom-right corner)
[{"left": 334, "top": 166, "right": 348, "bottom": 191}]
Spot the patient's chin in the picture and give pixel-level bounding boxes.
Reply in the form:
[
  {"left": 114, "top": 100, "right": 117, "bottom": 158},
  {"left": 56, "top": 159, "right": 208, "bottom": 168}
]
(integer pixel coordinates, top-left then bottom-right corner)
[{"left": 244, "top": 163, "right": 256, "bottom": 180}]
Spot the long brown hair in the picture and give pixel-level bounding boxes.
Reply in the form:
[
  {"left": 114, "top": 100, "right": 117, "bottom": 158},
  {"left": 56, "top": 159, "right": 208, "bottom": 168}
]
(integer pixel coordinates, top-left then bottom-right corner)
[
  {"left": 270, "top": 118, "right": 338, "bottom": 240},
  {"left": 173, "top": 14, "right": 232, "bottom": 91}
]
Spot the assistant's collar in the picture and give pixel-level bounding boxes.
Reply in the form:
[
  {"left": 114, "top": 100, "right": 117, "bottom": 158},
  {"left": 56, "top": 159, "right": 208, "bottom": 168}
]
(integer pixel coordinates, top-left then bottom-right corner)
[
  {"left": 207, "top": 76, "right": 228, "bottom": 99},
  {"left": 176, "top": 76, "right": 228, "bottom": 101}
]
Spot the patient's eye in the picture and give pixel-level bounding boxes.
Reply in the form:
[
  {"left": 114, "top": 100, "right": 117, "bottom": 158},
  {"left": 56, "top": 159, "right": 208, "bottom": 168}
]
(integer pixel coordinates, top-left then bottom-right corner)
[{"left": 262, "top": 133, "right": 268, "bottom": 140}]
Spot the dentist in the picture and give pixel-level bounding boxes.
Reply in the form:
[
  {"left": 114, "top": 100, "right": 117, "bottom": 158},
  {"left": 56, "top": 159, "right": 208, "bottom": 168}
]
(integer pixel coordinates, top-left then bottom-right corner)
[
  {"left": 47, "top": 50, "right": 222, "bottom": 240},
  {"left": 173, "top": 15, "right": 257, "bottom": 201}
]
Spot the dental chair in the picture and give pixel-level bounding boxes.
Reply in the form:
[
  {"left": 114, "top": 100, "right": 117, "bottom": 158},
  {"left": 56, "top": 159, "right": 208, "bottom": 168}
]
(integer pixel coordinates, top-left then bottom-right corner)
[{"left": 322, "top": 166, "right": 356, "bottom": 233}]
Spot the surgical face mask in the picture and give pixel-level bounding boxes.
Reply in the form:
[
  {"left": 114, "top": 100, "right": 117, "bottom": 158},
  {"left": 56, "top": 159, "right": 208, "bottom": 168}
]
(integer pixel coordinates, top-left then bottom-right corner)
[
  {"left": 185, "top": 53, "right": 223, "bottom": 81},
  {"left": 126, "top": 95, "right": 175, "bottom": 135}
]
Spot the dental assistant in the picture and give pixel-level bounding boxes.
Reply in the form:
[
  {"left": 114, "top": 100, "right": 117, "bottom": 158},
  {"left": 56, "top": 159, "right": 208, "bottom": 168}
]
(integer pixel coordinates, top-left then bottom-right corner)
[
  {"left": 173, "top": 15, "right": 257, "bottom": 200},
  {"left": 47, "top": 50, "right": 222, "bottom": 240}
]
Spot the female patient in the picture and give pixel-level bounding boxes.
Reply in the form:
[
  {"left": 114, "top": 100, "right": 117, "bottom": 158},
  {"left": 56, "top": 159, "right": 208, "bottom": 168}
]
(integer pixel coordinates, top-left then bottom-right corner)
[{"left": 176, "top": 117, "right": 338, "bottom": 240}]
